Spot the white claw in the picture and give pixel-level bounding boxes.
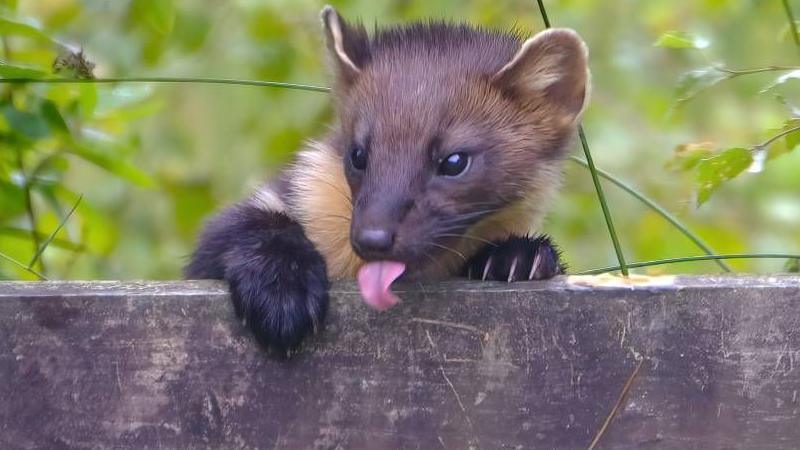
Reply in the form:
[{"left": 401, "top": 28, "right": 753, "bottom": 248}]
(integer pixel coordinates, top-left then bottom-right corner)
[
  {"left": 507, "top": 257, "right": 519, "bottom": 283},
  {"left": 482, "top": 256, "right": 494, "bottom": 281},
  {"left": 528, "top": 251, "right": 543, "bottom": 280}
]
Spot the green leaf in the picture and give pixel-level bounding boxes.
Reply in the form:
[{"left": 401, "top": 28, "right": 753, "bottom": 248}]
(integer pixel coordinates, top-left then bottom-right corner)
[
  {"left": 0, "top": 180, "right": 26, "bottom": 219},
  {"left": 760, "top": 119, "right": 800, "bottom": 160},
  {"left": 173, "top": 10, "right": 211, "bottom": 52},
  {"left": 654, "top": 31, "right": 709, "bottom": 49},
  {"left": 67, "top": 140, "right": 154, "bottom": 187},
  {"left": 163, "top": 179, "right": 214, "bottom": 238},
  {"left": 130, "top": 0, "right": 176, "bottom": 35},
  {"left": 778, "top": 119, "right": 800, "bottom": 157},
  {"left": 786, "top": 258, "right": 800, "bottom": 273},
  {"left": 0, "top": 17, "right": 54, "bottom": 43},
  {"left": 0, "top": 62, "right": 47, "bottom": 79},
  {"left": 2, "top": 105, "right": 50, "bottom": 140},
  {"left": 39, "top": 100, "right": 69, "bottom": 135},
  {"left": 785, "top": 124, "right": 800, "bottom": 153},
  {"left": 29, "top": 154, "right": 69, "bottom": 186},
  {"left": 695, "top": 147, "right": 753, "bottom": 206},
  {"left": 675, "top": 68, "right": 728, "bottom": 104},
  {"left": 668, "top": 142, "right": 715, "bottom": 172},
  {"left": 78, "top": 84, "right": 98, "bottom": 119}
]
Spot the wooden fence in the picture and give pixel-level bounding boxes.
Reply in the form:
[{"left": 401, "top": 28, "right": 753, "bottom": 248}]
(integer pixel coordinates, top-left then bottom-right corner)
[{"left": 1, "top": 276, "right": 799, "bottom": 449}]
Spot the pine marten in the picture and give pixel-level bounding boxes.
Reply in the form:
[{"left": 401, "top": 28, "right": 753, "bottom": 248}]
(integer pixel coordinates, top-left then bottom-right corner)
[{"left": 186, "top": 6, "right": 590, "bottom": 352}]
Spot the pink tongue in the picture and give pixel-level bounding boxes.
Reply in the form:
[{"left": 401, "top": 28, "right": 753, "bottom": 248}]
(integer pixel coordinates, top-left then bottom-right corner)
[{"left": 357, "top": 261, "right": 406, "bottom": 311}]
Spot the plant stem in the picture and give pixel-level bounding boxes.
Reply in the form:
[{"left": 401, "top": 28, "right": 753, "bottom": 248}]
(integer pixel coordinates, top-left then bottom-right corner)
[
  {"left": 577, "top": 130, "right": 629, "bottom": 275},
  {"left": 14, "top": 143, "right": 46, "bottom": 275},
  {"left": 536, "top": 0, "right": 551, "bottom": 27},
  {"left": 718, "top": 65, "right": 800, "bottom": 75},
  {"left": 569, "top": 156, "right": 731, "bottom": 272},
  {"left": 1, "top": 36, "right": 14, "bottom": 102},
  {"left": 0, "top": 227, "right": 84, "bottom": 251},
  {"left": 0, "top": 251, "right": 48, "bottom": 280},
  {"left": 782, "top": 0, "right": 800, "bottom": 57},
  {"left": 535, "top": 0, "right": 629, "bottom": 275},
  {"left": 0, "top": 77, "right": 330, "bottom": 92},
  {"left": 28, "top": 195, "right": 82, "bottom": 269},
  {"left": 576, "top": 253, "right": 800, "bottom": 275},
  {"left": 756, "top": 124, "right": 800, "bottom": 149}
]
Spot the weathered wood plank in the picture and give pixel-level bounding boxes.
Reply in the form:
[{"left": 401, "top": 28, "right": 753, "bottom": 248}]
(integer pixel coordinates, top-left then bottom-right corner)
[{"left": 1, "top": 276, "right": 799, "bottom": 449}]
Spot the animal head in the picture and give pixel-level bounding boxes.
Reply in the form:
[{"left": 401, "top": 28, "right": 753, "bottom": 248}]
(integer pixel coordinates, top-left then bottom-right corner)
[{"left": 320, "top": 6, "right": 590, "bottom": 276}]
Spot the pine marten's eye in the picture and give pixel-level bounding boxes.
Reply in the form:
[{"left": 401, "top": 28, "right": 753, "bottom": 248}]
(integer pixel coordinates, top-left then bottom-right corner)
[
  {"left": 350, "top": 145, "right": 367, "bottom": 171},
  {"left": 437, "top": 152, "right": 470, "bottom": 177}
]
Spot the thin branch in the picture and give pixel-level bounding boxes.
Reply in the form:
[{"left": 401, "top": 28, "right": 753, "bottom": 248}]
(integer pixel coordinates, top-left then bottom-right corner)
[
  {"left": 0, "top": 251, "right": 48, "bottom": 280},
  {"left": 535, "top": 0, "right": 629, "bottom": 275},
  {"left": 782, "top": 0, "right": 800, "bottom": 57},
  {"left": 587, "top": 358, "right": 645, "bottom": 450},
  {"left": 717, "top": 65, "right": 800, "bottom": 76},
  {"left": 677, "top": 65, "right": 800, "bottom": 106},
  {"left": 569, "top": 156, "right": 731, "bottom": 272},
  {"left": 755, "top": 124, "right": 800, "bottom": 150},
  {"left": 28, "top": 194, "right": 83, "bottom": 269},
  {"left": 577, "top": 253, "right": 800, "bottom": 275},
  {"left": 0, "top": 77, "right": 330, "bottom": 93}
]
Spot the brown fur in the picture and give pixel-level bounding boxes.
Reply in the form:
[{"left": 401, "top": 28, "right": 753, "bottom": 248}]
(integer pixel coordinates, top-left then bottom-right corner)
[{"left": 253, "top": 7, "right": 590, "bottom": 279}]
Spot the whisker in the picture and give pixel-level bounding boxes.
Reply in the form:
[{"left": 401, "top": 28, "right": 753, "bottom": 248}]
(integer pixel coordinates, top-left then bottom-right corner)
[
  {"left": 436, "top": 208, "right": 502, "bottom": 228},
  {"left": 430, "top": 242, "right": 466, "bottom": 262},
  {"left": 421, "top": 250, "right": 448, "bottom": 275},
  {"left": 436, "top": 233, "right": 498, "bottom": 247}
]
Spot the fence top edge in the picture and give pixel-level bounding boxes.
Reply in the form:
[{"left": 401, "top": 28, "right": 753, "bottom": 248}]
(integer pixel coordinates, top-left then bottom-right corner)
[{"left": 0, "top": 274, "right": 797, "bottom": 298}]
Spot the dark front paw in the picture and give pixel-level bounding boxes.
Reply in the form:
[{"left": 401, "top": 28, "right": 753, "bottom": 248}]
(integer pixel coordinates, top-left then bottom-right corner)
[
  {"left": 462, "top": 234, "right": 565, "bottom": 282},
  {"left": 224, "top": 237, "right": 330, "bottom": 355}
]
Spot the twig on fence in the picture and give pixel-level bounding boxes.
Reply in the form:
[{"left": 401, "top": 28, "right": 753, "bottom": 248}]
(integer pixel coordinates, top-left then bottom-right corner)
[
  {"left": 425, "top": 330, "right": 482, "bottom": 450},
  {"left": 587, "top": 358, "right": 645, "bottom": 450}
]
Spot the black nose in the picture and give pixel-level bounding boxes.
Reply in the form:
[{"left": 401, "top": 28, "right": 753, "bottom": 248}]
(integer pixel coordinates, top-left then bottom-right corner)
[{"left": 354, "top": 228, "right": 395, "bottom": 254}]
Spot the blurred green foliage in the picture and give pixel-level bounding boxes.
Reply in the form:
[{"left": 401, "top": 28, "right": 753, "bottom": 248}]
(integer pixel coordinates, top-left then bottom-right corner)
[{"left": 1, "top": 0, "right": 799, "bottom": 280}]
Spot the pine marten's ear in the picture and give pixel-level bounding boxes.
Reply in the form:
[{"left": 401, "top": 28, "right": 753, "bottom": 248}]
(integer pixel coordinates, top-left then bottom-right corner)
[
  {"left": 492, "top": 28, "right": 590, "bottom": 124},
  {"left": 320, "top": 6, "right": 370, "bottom": 88}
]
